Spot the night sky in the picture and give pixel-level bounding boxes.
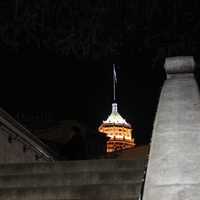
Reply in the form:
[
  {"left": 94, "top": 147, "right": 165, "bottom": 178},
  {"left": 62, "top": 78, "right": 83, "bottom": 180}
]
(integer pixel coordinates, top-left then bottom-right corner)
[{"left": 1, "top": 1, "right": 200, "bottom": 145}]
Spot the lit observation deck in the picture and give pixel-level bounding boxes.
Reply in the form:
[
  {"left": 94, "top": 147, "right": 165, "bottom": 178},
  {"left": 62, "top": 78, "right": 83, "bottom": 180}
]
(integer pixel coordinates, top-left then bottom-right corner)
[{"left": 99, "top": 103, "right": 135, "bottom": 152}]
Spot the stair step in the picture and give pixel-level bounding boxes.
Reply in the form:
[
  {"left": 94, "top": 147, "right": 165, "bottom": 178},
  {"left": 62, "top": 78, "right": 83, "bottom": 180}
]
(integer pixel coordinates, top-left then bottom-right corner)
[
  {"left": 45, "top": 198, "right": 140, "bottom": 200},
  {"left": 0, "top": 184, "right": 141, "bottom": 200},
  {"left": 15, "top": 196, "right": 139, "bottom": 200},
  {"left": 35, "top": 198, "right": 140, "bottom": 200},
  {"left": 0, "top": 170, "right": 144, "bottom": 188},
  {"left": 0, "top": 159, "right": 146, "bottom": 175}
]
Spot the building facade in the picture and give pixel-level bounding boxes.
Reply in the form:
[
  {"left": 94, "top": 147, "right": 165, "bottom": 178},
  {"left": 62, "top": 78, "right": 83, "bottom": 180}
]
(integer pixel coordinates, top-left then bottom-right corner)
[{"left": 99, "top": 103, "right": 135, "bottom": 152}]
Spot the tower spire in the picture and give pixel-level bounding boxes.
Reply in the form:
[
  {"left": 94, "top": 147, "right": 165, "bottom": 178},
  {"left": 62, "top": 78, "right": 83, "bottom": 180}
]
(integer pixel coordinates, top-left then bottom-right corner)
[
  {"left": 98, "top": 65, "right": 135, "bottom": 152},
  {"left": 113, "top": 64, "right": 117, "bottom": 102}
]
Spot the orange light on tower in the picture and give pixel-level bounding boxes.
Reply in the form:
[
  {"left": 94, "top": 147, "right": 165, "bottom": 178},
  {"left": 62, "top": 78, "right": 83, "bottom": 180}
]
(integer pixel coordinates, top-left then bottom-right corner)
[
  {"left": 99, "top": 103, "right": 135, "bottom": 152},
  {"left": 98, "top": 65, "right": 135, "bottom": 152}
]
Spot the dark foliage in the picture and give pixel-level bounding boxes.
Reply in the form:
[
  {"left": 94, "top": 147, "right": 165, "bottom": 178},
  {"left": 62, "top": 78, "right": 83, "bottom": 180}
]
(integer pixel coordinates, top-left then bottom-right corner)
[{"left": 0, "top": 1, "right": 200, "bottom": 61}]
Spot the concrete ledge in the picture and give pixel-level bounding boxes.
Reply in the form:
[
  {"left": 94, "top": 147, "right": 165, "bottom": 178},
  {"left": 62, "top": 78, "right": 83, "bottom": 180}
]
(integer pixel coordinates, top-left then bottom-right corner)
[
  {"left": 143, "top": 56, "right": 200, "bottom": 200},
  {"left": 164, "top": 56, "right": 195, "bottom": 74},
  {"left": 0, "top": 184, "right": 141, "bottom": 200},
  {"left": 0, "top": 159, "right": 146, "bottom": 175}
]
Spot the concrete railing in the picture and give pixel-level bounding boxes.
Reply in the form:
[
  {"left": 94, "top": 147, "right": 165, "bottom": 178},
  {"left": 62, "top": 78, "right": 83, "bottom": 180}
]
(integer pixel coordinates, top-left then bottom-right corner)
[
  {"left": 143, "top": 56, "right": 200, "bottom": 200},
  {"left": 0, "top": 108, "right": 56, "bottom": 161}
]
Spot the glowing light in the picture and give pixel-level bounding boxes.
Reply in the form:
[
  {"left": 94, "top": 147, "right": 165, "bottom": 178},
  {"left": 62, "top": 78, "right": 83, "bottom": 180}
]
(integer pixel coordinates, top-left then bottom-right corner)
[
  {"left": 103, "top": 103, "right": 130, "bottom": 126},
  {"left": 99, "top": 103, "right": 135, "bottom": 152}
]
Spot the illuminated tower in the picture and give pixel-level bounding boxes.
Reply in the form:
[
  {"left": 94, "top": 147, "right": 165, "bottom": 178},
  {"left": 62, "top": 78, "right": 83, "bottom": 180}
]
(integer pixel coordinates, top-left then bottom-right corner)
[{"left": 98, "top": 65, "right": 135, "bottom": 152}]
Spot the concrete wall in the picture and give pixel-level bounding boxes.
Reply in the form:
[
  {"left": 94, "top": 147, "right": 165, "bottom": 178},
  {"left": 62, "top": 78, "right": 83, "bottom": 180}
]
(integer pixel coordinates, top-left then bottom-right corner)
[
  {"left": 143, "top": 57, "right": 200, "bottom": 200},
  {"left": 0, "top": 108, "right": 52, "bottom": 163},
  {"left": 0, "top": 126, "right": 47, "bottom": 163}
]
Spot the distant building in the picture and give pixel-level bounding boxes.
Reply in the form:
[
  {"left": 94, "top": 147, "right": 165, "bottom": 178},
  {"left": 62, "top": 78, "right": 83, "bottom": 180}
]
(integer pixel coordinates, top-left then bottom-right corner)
[
  {"left": 35, "top": 120, "right": 109, "bottom": 160},
  {"left": 99, "top": 103, "right": 135, "bottom": 152}
]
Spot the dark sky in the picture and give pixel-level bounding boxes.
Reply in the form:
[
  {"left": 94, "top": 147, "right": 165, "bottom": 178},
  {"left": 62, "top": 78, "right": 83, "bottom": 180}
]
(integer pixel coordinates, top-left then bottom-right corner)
[
  {"left": 1, "top": 1, "right": 200, "bottom": 145},
  {"left": 1, "top": 52, "right": 165, "bottom": 145}
]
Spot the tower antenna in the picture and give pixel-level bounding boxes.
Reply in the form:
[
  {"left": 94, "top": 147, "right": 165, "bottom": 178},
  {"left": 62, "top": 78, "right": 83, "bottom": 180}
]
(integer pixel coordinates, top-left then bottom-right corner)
[{"left": 113, "top": 64, "right": 117, "bottom": 102}]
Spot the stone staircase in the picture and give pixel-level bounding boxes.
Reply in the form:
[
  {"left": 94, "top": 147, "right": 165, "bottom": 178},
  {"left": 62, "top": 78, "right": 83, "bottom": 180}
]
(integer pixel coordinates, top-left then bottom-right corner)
[{"left": 0, "top": 158, "right": 146, "bottom": 200}]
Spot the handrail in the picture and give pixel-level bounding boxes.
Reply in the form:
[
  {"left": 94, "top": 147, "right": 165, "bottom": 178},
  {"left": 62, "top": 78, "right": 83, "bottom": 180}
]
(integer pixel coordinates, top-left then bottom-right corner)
[{"left": 0, "top": 108, "right": 56, "bottom": 161}]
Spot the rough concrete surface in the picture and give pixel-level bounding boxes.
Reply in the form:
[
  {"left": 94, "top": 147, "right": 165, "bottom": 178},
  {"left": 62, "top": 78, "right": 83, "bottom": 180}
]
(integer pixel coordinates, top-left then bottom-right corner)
[
  {"left": 0, "top": 159, "right": 146, "bottom": 200},
  {"left": 143, "top": 57, "right": 200, "bottom": 200}
]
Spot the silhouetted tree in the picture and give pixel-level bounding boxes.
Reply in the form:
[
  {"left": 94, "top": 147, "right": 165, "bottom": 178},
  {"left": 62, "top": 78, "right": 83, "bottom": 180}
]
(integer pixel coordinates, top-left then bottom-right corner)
[{"left": 0, "top": 1, "right": 200, "bottom": 60}]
